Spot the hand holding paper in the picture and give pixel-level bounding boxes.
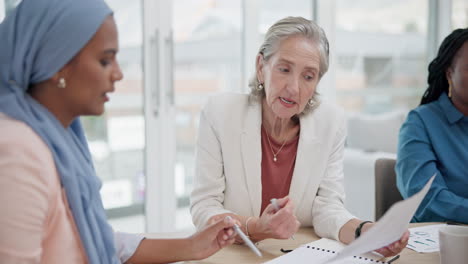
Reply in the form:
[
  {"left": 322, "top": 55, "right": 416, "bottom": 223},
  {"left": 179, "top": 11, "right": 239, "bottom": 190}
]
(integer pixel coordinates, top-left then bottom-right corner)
[
  {"left": 265, "top": 175, "right": 436, "bottom": 264},
  {"left": 327, "top": 174, "right": 436, "bottom": 263}
]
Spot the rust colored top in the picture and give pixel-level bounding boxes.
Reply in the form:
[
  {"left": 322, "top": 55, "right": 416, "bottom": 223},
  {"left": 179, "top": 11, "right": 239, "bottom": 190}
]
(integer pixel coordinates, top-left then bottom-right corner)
[{"left": 260, "top": 125, "right": 299, "bottom": 214}]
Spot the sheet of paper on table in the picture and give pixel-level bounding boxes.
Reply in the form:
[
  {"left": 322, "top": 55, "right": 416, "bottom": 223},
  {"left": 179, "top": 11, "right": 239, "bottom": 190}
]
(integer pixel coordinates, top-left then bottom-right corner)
[
  {"left": 308, "top": 238, "right": 383, "bottom": 259},
  {"left": 265, "top": 239, "right": 385, "bottom": 264},
  {"left": 407, "top": 224, "right": 446, "bottom": 253}
]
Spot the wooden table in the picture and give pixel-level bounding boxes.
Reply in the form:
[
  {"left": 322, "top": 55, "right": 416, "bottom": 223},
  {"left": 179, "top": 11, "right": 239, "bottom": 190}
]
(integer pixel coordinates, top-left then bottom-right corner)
[{"left": 181, "top": 223, "right": 439, "bottom": 264}]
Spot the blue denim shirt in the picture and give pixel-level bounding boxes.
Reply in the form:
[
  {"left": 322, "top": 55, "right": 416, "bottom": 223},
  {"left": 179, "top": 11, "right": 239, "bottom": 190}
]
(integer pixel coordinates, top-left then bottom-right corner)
[{"left": 396, "top": 93, "right": 468, "bottom": 223}]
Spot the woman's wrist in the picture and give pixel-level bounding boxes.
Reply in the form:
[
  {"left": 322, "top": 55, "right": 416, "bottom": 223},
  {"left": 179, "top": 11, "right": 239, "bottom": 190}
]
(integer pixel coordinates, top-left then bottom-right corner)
[
  {"left": 248, "top": 217, "right": 268, "bottom": 242},
  {"left": 245, "top": 216, "right": 254, "bottom": 237},
  {"left": 360, "top": 221, "right": 373, "bottom": 234},
  {"left": 354, "top": 221, "right": 373, "bottom": 239},
  {"left": 186, "top": 236, "right": 204, "bottom": 260},
  {"left": 339, "top": 218, "right": 366, "bottom": 244}
]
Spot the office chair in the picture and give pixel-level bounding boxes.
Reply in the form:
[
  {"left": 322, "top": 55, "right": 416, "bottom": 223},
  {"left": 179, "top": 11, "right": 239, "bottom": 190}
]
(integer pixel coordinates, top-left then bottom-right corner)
[{"left": 374, "top": 158, "right": 403, "bottom": 220}]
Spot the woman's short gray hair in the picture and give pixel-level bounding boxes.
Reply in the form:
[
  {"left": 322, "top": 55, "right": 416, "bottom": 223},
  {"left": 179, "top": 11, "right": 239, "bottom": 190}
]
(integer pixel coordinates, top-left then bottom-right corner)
[{"left": 248, "top": 16, "right": 329, "bottom": 113}]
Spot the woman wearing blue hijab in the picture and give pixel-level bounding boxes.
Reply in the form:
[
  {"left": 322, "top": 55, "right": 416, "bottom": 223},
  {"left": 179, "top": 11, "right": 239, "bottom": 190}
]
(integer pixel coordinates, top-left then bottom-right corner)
[{"left": 0, "top": 0, "right": 235, "bottom": 263}]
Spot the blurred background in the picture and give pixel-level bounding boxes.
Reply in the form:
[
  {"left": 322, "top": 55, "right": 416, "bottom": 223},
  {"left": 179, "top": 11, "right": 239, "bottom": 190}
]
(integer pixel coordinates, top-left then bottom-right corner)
[{"left": 1, "top": 0, "right": 466, "bottom": 233}]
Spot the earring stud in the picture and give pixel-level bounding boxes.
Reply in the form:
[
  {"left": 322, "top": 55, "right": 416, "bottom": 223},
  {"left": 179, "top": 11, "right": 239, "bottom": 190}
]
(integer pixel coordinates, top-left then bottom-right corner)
[
  {"left": 308, "top": 98, "right": 316, "bottom": 108},
  {"left": 257, "top": 83, "right": 264, "bottom": 91},
  {"left": 58, "top": 78, "right": 66, "bottom": 89}
]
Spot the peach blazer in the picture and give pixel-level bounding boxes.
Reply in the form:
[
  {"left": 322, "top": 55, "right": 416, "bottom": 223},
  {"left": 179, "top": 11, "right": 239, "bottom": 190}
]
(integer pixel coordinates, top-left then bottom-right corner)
[
  {"left": 0, "top": 113, "right": 87, "bottom": 263},
  {"left": 0, "top": 113, "right": 143, "bottom": 263}
]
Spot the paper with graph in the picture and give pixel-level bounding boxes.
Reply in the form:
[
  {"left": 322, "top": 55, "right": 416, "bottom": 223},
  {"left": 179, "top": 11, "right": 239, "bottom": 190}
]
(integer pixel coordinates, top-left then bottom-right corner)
[{"left": 407, "top": 224, "right": 446, "bottom": 253}]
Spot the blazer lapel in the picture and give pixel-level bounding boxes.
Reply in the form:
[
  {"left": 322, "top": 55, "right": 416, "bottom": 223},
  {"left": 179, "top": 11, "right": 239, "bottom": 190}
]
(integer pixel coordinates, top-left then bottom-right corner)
[
  {"left": 289, "top": 113, "right": 322, "bottom": 212},
  {"left": 241, "top": 102, "right": 263, "bottom": 217}
]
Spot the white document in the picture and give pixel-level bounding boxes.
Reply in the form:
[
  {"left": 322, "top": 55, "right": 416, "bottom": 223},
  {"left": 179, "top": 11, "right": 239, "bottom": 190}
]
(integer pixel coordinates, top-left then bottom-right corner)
[
  {"left": 265, "top": 242, "right": 386, "bottom": 264},
  {"left": 327, "top": 175, "right": 436, "bottom": 264},
  {"left": 407, "top": 224, "right": 446, "bottom": 253},
  {"left": 307, "top": 238, "right": 346, "bottom": 251},
  {"left": 307, "top": 238, "right": 383, "bottom": 259}
]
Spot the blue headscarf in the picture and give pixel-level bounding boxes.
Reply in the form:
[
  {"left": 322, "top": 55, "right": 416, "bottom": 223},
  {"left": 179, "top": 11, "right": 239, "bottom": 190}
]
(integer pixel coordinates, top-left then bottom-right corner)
[{"left": 0, "top": 0, "right": 119, "bottom": 263}]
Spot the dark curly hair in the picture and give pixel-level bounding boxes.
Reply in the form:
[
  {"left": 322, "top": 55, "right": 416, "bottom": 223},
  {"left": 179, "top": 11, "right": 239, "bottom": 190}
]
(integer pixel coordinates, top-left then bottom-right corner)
[{"left": 420, "top": 28, "right": 468, "bottom": 105}]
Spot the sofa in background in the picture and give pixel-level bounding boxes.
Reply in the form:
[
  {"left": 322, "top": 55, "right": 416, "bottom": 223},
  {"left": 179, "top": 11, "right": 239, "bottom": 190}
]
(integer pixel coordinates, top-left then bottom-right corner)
[{"left": 343, "top": 110, "right": 407, "bottom": 221}]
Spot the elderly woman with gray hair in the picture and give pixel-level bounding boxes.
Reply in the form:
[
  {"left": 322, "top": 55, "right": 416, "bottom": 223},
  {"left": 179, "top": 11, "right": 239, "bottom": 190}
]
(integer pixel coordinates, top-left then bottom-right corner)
[{"left": 190, "top": 16, "right": 408, "bottom": 256}]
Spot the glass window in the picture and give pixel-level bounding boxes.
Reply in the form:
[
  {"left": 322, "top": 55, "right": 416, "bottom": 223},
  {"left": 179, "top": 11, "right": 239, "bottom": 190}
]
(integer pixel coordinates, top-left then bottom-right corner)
[
  {"left": 335, "top": 0, "right": 428, "bottom": 113},
  {"left": 0, "top": 1, "right": 4, "bottom": 22},
  {"left": 173, "top": 0, "right": 243, "bottom": 230},
  {"left": 1, "top": 0, "right": 21, "bottom": 22},
  {"left": 259, "top": 0, "right": 313, "bottom": 33},
  {"left": 453, "top": 0, "right": 468, "bottom": 29},
  {"left": 82, "top": 0, "right": 145, "bottom": 233}
]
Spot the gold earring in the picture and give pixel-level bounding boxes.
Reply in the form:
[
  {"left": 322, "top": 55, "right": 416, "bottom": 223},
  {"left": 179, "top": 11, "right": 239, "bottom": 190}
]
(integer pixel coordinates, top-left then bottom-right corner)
[
  {"left": 58, "top": 78, "right": 66, "bottom": 89},
  {"left": 448, "top": 80, "right": 452, "bottom": 98}
]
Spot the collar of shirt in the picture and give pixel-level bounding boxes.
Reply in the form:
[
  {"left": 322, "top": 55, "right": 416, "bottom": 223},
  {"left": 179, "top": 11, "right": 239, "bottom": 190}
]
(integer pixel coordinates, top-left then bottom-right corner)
[{"left": 438, "top": 93, "right": 465, "bottom": 124}]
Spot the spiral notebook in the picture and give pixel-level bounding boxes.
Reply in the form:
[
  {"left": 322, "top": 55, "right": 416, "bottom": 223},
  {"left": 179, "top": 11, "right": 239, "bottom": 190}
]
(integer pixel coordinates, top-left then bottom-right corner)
[{"left": 265, "top": 245, "right": 389, "bottom": 264}]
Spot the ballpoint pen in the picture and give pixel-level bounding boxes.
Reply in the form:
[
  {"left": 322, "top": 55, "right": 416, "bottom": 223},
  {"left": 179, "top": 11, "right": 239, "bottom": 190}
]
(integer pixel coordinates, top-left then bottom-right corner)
[
  {"left": 226, "top": 216, "right": 263, "bottom": 257},
  {"left": 270, "top": 198, "right": 295, "bottom": 240},
  {"left": 447, "top": 221, "right": 464, "bottom": 225},
  {"left": 378, "top": 254, "right": 400, "bottom": 264},
  {"left": 387, "top": 254, "right": 400, "bottom": 264}
]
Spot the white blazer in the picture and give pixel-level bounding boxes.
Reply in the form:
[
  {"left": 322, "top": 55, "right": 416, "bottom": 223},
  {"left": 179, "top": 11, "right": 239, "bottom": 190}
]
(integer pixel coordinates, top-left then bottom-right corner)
[{"left": 190, "top": 93, "right": 354, "bottom": 240}]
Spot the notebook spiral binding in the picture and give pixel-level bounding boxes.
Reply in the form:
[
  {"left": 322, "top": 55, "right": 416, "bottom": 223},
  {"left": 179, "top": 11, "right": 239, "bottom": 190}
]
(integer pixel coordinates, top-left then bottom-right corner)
[{"left": 306, "top": 246, "right": 387, "bottom": 263}]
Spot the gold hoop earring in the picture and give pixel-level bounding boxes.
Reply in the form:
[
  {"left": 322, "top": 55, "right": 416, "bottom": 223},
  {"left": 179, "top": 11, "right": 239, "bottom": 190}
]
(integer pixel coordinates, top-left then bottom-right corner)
[
  {"left": 448, "top": 80, "right": 452, "bottom": 98},
  {"left": 58, "top": 78, "right": 66, "bottom": 89}
]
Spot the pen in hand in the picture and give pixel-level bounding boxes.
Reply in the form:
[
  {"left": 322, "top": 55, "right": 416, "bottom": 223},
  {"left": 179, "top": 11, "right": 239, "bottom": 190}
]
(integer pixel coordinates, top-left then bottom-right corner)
[
  {"left": 225, "top": 216, "right": 262, "bottom": 257},
  {"left": 270, "top": 198, "right": 295, "bottom": 240}
]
